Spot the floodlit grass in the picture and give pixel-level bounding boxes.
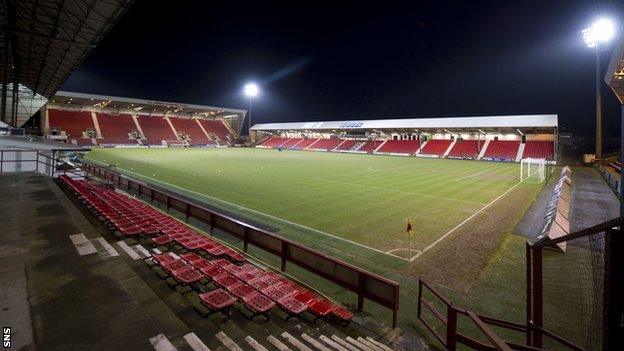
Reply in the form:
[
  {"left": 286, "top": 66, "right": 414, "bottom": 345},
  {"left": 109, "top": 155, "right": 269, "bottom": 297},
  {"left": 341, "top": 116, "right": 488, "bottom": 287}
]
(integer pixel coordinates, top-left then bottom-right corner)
[
  {"left": 86, "top": 147, "right": 545, "bottom": 347},
  {"left": 87, "top": 147, "right": 524, "bottom": 259}
]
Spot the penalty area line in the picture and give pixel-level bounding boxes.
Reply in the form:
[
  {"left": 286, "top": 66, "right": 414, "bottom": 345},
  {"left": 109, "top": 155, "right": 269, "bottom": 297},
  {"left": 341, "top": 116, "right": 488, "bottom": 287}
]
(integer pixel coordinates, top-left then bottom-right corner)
[{"left": 408, "top": 180, "right": 524, "bottom": 262}]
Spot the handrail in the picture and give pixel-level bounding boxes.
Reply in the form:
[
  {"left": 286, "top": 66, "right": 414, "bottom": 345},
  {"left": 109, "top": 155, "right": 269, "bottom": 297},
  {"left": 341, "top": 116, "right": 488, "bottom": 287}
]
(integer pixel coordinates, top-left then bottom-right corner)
[
  {"left": 83, "top": 160, "right": 401, "bottom": 328},
  {"left": 467, "top": 311, "right": 513, "bottom": 351},
  {"left": 536, "top": 217, "right": 622, "bottom": 246}
]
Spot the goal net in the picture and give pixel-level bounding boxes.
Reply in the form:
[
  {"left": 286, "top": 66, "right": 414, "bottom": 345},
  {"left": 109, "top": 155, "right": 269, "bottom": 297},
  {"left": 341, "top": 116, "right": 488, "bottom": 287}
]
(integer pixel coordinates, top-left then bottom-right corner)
[{"left": 520, "top": 157, "right": 546, "bottom": 183}]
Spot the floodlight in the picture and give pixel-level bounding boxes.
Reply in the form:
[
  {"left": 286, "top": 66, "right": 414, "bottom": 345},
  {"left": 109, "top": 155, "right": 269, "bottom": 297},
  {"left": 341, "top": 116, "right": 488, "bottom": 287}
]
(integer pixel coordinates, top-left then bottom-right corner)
[
  {"left": 244, "top": 83, "right": 259, "bottom": 97},
  {"left": 582, "top": 18, "right": 616, "bottom": 47}
]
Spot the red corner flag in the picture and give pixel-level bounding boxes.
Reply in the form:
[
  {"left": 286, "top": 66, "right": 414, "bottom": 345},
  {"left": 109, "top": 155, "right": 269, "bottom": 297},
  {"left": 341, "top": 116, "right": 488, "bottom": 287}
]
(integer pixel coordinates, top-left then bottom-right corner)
[{"left": 406, "top": 217, "right": 414, "bottom": 237}]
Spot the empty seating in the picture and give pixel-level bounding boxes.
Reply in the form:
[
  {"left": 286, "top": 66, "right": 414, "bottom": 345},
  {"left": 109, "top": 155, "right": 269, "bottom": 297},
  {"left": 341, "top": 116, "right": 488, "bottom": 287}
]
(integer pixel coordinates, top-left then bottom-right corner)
[
  {"left": 420, "top": 140, "right": 451, "bottom": 156},
  {"left": 522, "top": 141, "right": 554, "bottom": 159},
  {"left": 96, "top": 113, "right": 138, "bottom": 145},
  {"left": 377, "top": 140, "right": 420, "bottom": 154},
  {"left": 198, "top": 120, "right": 231, "bottom": 144},
  {"left": 57, "top": 174, "right": 353, "bottom": 326},
  {"left": 281, "top": 138, "right": 304, "bottom": 148},
  {"left": 293, "top": 139, "right": 319, "bottom": 149},
  {"left": 169, "top": 117, "right": 212, "bottom": 146},
  {"left": 310, "top": 139, "right": 343, "bottom": 150},
  {"left": 358, "top": 141, "right": 384, "bottom": 153},
  {"left": 48, "top": 109, "right": 95, "bottom": 141},
  {"left": 483, "top": 140, "right": 519, "bottom": 161},
  {"left": 136, "top": 115, "right": 177, "bottom": 145},
  {"left": 259, "top": 137, "right": 289, "bottom": 148},
  {"left": 335, "top": 140, "right": 358, "bottom": 151},
  {"left": 446, "top": 140, "right": 479, "bottom": 159}
]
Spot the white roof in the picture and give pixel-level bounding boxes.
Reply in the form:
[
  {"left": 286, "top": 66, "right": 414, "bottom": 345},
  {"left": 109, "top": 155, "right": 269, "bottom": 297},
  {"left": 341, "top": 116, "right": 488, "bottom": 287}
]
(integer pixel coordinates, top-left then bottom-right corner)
[{"left": 251, "top": 114, "right": 558, "bottom": 131}]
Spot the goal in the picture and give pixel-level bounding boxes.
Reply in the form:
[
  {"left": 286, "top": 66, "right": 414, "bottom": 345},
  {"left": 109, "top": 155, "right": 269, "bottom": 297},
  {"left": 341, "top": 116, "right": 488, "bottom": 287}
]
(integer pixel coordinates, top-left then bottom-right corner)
[{"left": 520, "top": 158, "right": 546, "bottom": 183}]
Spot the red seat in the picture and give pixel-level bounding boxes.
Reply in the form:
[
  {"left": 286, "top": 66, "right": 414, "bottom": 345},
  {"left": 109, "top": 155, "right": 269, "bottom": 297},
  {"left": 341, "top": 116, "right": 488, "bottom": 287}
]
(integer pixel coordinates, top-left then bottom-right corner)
[
  {"left": 174, "top": 269, "right": 204, "bottom": 284},
  {"left": 213, "top": 273, "right": 239, "bottom": 289},
  {"left": 228, "top": 282, "right": 256, "bottom": 300},
  {"left": 242, "top": 292, "right": 276, "bottom": 317},
  {"left": 199, "top": 288, "right": 236, "bottom": 311},
  {"left": 152, "top": 235, "right": 172, "bottom": 246},
  {"left": 331, "top": 306, "right": 354, "bottom": 322},
  {"left": 279, "top": 296, "right": 308, "bottom": 315},
  {"left": 308, "top": 299, "right": 335, "bottom": 318}
]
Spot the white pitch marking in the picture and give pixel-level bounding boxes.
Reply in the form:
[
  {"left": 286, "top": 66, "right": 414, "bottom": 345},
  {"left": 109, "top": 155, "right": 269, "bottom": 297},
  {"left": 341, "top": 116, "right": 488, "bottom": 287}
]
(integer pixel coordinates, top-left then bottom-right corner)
[
  {"left": 245, "top": 336, "right": 269, "bottom": 351},
  {"left": 267, "top": 335, "right": 293, "bottom": 351},
  {"left": 330, "top": 336, "right": 360, "bottom": 351},
  {"left": 183, "top": 332, "right": 210, "bottom": 351},
  {"left": 135, "top": 244, "right": 152, "bottom": 258},
  {"left": 69, "top": 234, "right": 98, "bottom": 256},
  {"left": 149, "top": 334, "right": 178, "bottom": 351},
  {"left": 385, "top": 248, "right": 422, "bottom": 255},
  {"left": 319, "top": 336, "right": 349, "bottom": 351},
  {"left": 345, "top": 337, "right": 374, "bottom": 351},
  {"left": 281, "top": 332, "right": 313, "bottom": 351},
  {"left": 301, "top": 334, "right": 332, "bottom": 351},
  {"left": 454, "top": 169, "right": 491, "bottom": 182},
  {"left": 90, "top": 162, "right": 408, "bottom": 261},
  {"left": 364, "top": 337, "right": 394, "bottom": 351},
  {"left": 96, "top": 237, "right": 119, "bottom": 257},
  {"left": 409, "top": 180, "right": 524, "bottom": 261},
  {"left": 117, "top": 241, "right": 141, "bottom": 260},
  {"left": 215, "top": 332, "right": 244, "bottom": 351}
]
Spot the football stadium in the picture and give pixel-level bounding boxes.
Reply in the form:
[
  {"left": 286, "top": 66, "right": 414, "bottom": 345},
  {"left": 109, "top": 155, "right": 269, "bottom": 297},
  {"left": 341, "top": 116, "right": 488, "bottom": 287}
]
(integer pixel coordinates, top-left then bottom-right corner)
[{"left": 1, "top": 2, "right": 623, "bottom": 351}]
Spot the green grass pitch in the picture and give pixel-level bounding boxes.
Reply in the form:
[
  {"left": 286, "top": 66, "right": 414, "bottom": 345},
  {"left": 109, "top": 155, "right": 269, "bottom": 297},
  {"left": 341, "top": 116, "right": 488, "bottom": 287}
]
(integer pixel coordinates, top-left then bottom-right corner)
[{"left": 86, "top": 147, "right": 533, "bottom": 260}]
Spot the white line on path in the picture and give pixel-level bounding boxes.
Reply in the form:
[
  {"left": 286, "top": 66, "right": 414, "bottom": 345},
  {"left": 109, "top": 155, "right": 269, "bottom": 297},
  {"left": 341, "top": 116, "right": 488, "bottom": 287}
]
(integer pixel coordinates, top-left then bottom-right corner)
[
  {"left": 69, "top": 234, "right": 97, "bottom": 256},
  {"left": 408, "top": 180, "right": 524, "bottom": 262},
  {"left": 149, "top": 334, "right": 177, "bottom": 351},
  {"left": 96, "top": 237, "right": 119, "bottom": 257},
  {"left": 357, "top": 337, "right": 386, "bottom": 351},
  {"left": 267, "top": 335, "right": 292, "bottom": 351},
  {"left": 245, "top": 336, "right": 269, "bottom": 351},
  {"left": 365, "top": 337, "right": 394, "bottom": 351},
  {"left": 345, "top": 337, "right": 374, "bottom": 351},
  {"left": 135, "top": 244, "right": 152, "bottom": 258},
  {"left": 216, "top": 332, "right": 244, "bottom": 351},
  {"left": 330, "top": 336, "right": 360, "bottom": 351},
  {"left": 301, "top": 334, "right": 332, "bottom": 351},
  {"left": 117, "top": 241, "right": 141, "bottom": 260},
  {"left": 183, "top": 333, "right": 210, "bottom": 351},
  {"left": 319, "top": 335, "right": 349, "bottom": 351},
  {"left": 281, "top": 332, "right": 313, "bottom": 351}
]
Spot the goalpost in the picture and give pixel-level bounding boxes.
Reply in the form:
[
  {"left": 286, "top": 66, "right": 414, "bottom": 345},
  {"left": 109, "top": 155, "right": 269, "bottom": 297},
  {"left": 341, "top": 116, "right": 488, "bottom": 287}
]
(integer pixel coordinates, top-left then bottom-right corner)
[{"left": 520, "top": 157, "right": 546, "bottom": 183}]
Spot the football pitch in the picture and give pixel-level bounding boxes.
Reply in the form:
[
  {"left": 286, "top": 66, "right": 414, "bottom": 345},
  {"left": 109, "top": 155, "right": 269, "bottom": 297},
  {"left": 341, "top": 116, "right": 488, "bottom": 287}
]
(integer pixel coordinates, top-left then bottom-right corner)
[{"left": 86, "top": 147, "right": 538, "bottom": 261}]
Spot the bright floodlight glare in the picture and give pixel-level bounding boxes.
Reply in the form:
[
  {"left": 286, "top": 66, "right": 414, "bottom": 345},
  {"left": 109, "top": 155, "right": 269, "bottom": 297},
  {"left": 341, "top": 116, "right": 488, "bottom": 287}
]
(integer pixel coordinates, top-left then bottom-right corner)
[
  {"left": 582, "top": 18, "right": 616, "bottom": 47},
  {"left": 244, "top": 83, "right": 259, "bottom": 97}
]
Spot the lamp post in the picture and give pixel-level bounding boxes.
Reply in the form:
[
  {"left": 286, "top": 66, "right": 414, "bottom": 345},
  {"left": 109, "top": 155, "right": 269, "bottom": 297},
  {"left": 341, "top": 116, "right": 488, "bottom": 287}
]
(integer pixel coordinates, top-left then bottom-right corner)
[
  {"left": 244, "top": 83, "right": 259, "bottom": 140},
  {"left": 582, "top": 18, "right": 615, "bottom": 160}
]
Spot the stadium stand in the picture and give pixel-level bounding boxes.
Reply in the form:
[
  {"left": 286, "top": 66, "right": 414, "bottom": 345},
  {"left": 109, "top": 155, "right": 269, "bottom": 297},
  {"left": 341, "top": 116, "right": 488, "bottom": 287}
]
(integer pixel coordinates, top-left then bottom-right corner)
[
  {"left": 292, "top": 138, "right": 318, "bottom": 149},
  {"left": 310, "top": 138, "right": 343, "bottom": 150},
  {"left": 258, "top": 136, "right": 289, "bottom": 148},
  {"left": 377, "top": 140, "right": 420, "bottom": 154},
  {"left": 522, "top": 141, "right": 554, "bottom": 159},
  {"left": 282, "top": 138, "right": 303, "bottom": 148},
  {"left": 48, "top": 109, "right": 95, "bottom": 144},
  {"left": 198, "top": 119, "right": 232, "bottom": 144},
  {"left": 359, "top": 140, "right": 384, "bottom": 153},
  {"left": 446, "top": 140, "right": 479, "bottom": 159},
  {"left": 169, "top": 117, "right": 213, "bottom": 146},
  {"left": 483, "top": 140, "right": 520, "bottom": 161},
  {"left": 136, "top": 115, "right": 177, "bottom": 145},
  {"left": 96, "top": 113, "right": 139, "bottom": 145},
  {"left": 335, "top": 139, "right": 358, "bottom": 151},
  {"left": 57, "top": 174, "right": 355, "bottom": 325},
  {"left": 419, "top": 139, "right": 451, "bottom": 156}
]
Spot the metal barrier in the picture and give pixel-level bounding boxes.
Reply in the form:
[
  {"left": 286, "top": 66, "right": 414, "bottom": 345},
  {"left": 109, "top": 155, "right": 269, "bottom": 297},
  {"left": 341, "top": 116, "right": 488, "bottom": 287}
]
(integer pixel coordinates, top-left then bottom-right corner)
[
  {"left": 418, "top": 217, "right": 622, "bottom": 351},
  {"left": 0, "top": 148, "right": 88, "bottom": 177},
  {"left": 83, "top": 161, "right": 400, "bottom": 328}
]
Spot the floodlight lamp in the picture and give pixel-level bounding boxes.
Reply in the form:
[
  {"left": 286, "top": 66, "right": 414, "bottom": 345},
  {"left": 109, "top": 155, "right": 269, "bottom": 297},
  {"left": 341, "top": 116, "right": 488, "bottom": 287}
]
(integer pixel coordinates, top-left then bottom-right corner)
[
  {"left": 582, "top": 18, "right": 616, "bottom": 47},
  {"left": 244, "top": 83, "right": 259, "bottom": 97}
]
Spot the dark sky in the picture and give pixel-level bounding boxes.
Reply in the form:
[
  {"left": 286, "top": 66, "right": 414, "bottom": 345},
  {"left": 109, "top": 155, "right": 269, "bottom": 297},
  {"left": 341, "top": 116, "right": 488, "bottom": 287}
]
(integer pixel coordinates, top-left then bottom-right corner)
[{"left": 62, "top": 1, "right": 623, "bottom": 139}]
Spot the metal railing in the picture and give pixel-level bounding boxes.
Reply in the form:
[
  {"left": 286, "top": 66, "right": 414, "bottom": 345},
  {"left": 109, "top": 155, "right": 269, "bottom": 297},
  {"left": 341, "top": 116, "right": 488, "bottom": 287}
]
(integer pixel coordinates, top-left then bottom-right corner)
[{"left": 82, "top": 161, "right": 401, "bottom": 328}]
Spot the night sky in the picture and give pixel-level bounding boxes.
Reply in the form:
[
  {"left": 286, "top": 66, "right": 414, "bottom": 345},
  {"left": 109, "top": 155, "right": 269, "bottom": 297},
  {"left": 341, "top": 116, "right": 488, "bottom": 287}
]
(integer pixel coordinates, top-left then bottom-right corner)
[{"left": 62, "top": 1, "right": 623, "bottom": 141}]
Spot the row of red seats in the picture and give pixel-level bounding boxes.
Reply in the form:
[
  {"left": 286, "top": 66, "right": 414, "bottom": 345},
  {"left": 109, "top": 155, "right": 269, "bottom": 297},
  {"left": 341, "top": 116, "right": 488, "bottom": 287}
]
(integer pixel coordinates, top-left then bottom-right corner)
[
  {"left": 446, "top": 140, "right": 479, "bottom": 158},
  {"left": 58, "top": 175, "right": 352, "bottom": 324},
  {"left": 483, "top": 141, "right": 519, "bottom": 160},
  {"left": 377, "top": 140, "right": 421, "bottom": 154},
  {"left": 522, "top": 141, "right": 554, "bottom": 159},
  {"left": 169, "top": 117, "right": 214, "bottom": 145},
  {"left": 335, "top": 140, "right": 358, "bottom": 151},
  {"left": 310, "top": 139, "right": 343, "bottom": 150},
  {"left": 420, "top": 140, "right": 451, "bottom": 156}
]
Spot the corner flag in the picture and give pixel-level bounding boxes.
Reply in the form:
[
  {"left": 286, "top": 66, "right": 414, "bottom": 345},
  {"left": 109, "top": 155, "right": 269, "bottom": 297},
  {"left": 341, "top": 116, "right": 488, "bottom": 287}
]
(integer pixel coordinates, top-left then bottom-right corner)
[{"left": 406, "top": 217, "right": 414, "bottom": 237}]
